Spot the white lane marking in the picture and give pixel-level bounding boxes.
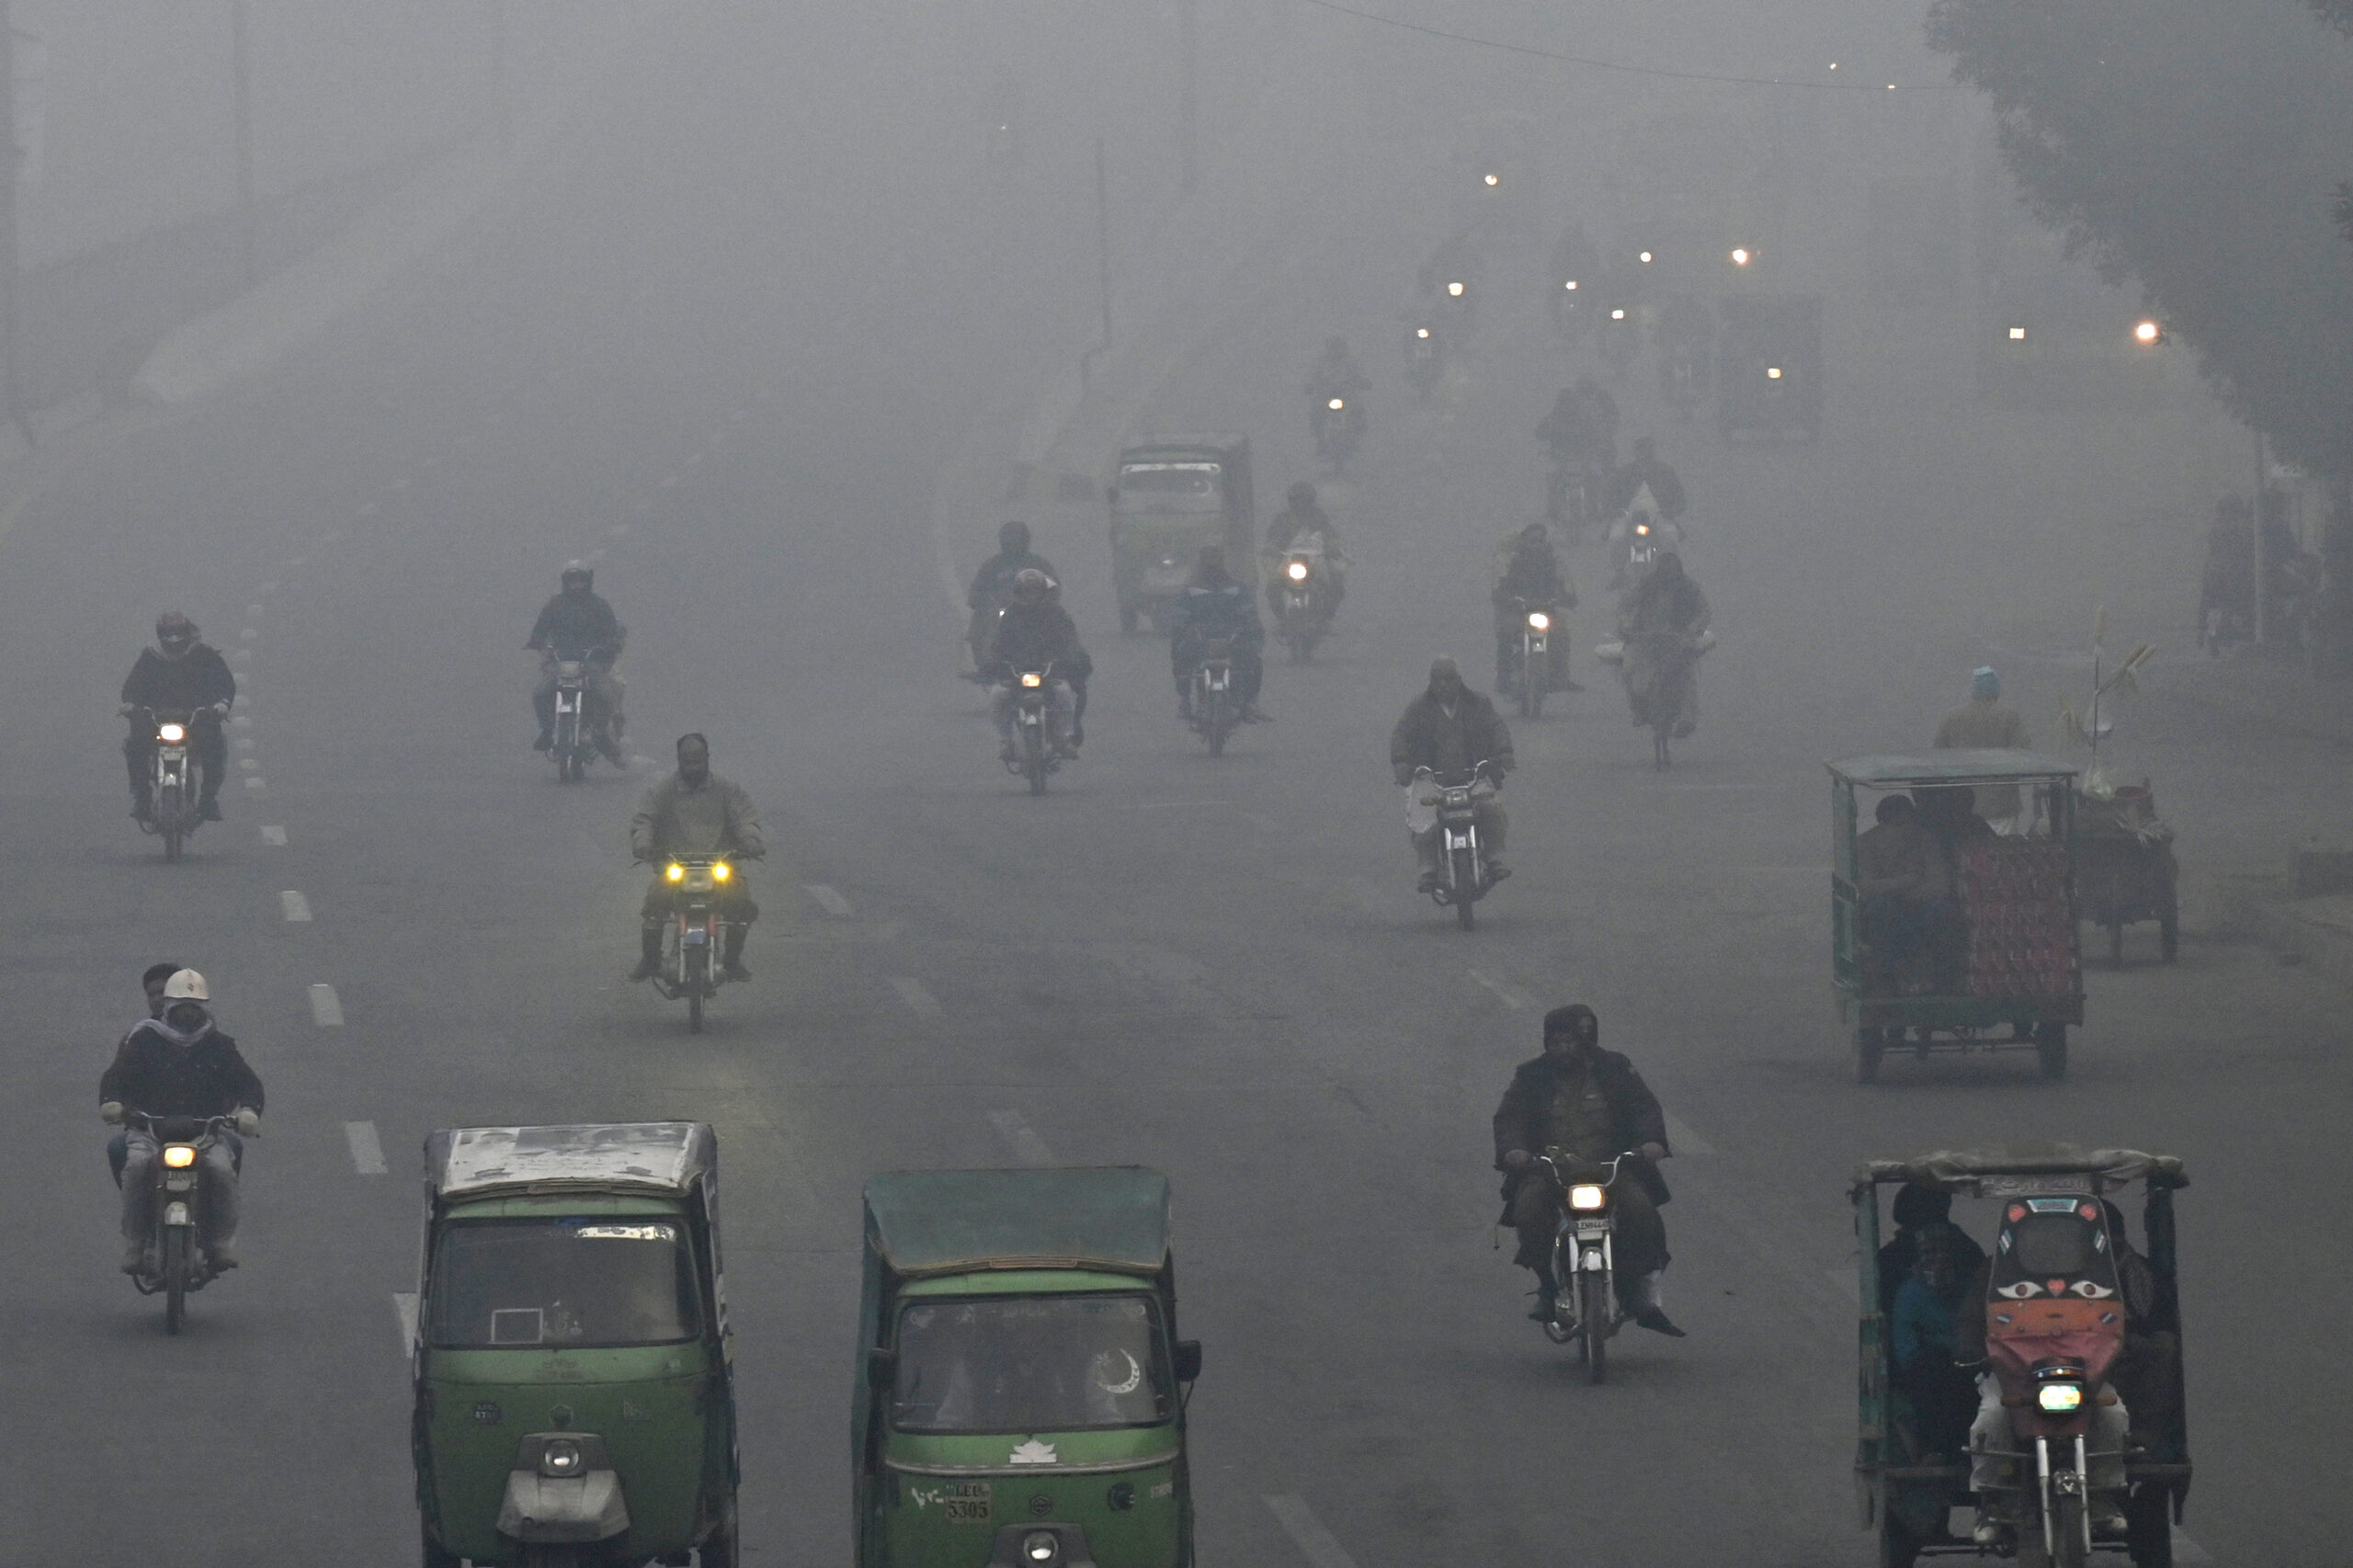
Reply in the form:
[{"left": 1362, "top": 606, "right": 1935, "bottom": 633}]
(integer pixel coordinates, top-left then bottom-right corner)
[
  {"left": 260, "top": 825, "right": 286, "bottom": 846},
  {"left": 2173, "top": 1528, "right": 2213, "bottom": 1563},
  {"left": 685, "top": 450, "right": 705, "bottom": 468},
  {"left": 281, "top": 891, "right": 313, "bottom": 922},
  {"left": 309, "top": 983, "right": 344, "bottom": 1026},
  {"left": 237, "top": 627, "right": 258, "bottom": 641},
  {"left": 802, "top": 882, "right": 851, "bottom": 917},
  {"left": 344, "top": 1119, "right": 387, "bottom": 1175},
  {"left": 1265, "top": 1495, "right": 1360, "bottom": 1568},
  {"left": 1664, "top": 1114, "right": 1715, "bottom": 1156},
  {"left": 1467, "top": 967, "right": 1536, "bottom": 1011},
  {"left": 890, "top": 976, "right": 944, "bottom": 1020},
  {"left": 244, "top": 602, "right": 264, "bottom": 618},
  {"left": 244, "top": 776, "right": 266, "bottom": 790},
  {"left": 238, "top": 757, "right": 258, "bottom": 770},
  {"left": 987, "top": 1109, "right": 1054, "bottom": 1165},
  {"left": 229, "top": 647, "right": 254, "bottom": 663},
  {"left": 392, "top": 1291, "right": 418, "bottom": 1354},
  {"left": 230, "top": 714, "right": 252, "bottom": 728},
  {"left": 659, "top": 473, "right": 680, "bottom": 488},
  {"left": 233, "top": 736, "right": 254, "bottom": 752}
]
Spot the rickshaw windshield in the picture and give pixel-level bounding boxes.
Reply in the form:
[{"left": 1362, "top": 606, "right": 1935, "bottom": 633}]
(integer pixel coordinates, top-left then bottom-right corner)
[
  {"left": 1118, "top": 465, "right": 1222, "bottom": 506},
  {"left": 2009, "top": 1211, "right": 2101, "bottom": 1274},
  {"left": 891, "top": 1293, "right": 1171, "bottom": 1434},
  {"left": 429, "top": 1218, "right": 702, "bottom": 1348}
]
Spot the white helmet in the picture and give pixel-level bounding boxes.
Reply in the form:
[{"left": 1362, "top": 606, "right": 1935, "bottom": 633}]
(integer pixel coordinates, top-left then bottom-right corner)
[{"left": 162, "top": 968, "right": 210, "bottom": 1002}]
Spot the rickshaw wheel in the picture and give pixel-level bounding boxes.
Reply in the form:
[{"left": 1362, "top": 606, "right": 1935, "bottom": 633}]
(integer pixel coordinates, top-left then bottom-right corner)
[
  {"left": 419, "top": 1524, "right": 461, "bottom": 1568},
  {"left": 1855, "top": 1027, "right": 1884, "bottom": 1084},
  {"left": 2159, "top": 902, "right": 2179, "bottom": 964},
  {"left": 2123, "top": 1483, "right": 2174, "bottom": 1568},
  {"left": 2109, "top": 918, "right": 2125, "bottom": 966},
  {"left": 699, "top": 1487, "right": 742, "bottom": 1568},
  {"left": 1877, "top": 1510, "right": 1924, "bottom": 1568},
  {"left": 2035, "top": 1022, "right": 2069, "bottom": 1082}
]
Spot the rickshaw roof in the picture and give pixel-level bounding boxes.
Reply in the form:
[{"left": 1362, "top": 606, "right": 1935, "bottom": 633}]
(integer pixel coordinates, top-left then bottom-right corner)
[
  {"left": 864, "top": 1166, "right": 1171, "bottom": 1278},
  {"left": 1855, "top": 1143, "right": 2186, "bottom": 1194},
  {"left": 1829, "top": 749, "right": 2080, "bottom": 788},
  {"left": 427, "top": 1122, "right": 717, "bottom": 1200},
  {"left": 1119, "top": 436, "right": 1247, "bottom": 461}
]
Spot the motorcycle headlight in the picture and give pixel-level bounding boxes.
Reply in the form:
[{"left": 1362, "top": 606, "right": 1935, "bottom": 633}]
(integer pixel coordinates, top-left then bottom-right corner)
[
  {"left": 1610, "top": 308, "right": 1626, "bottom": 321},
  {"left": 1415, "top": 327, "right": 1430, "bottom": 338},
  {"left": 1448, "top": 281, "right": 1464, "bottom": 297},
  {"left": 1020, "top": 672, "right": 1043, "bottom": 688},
  {"left": 2009, "top": 325, "right": 2028, "bottom": 340},
  {"left": 1288, "top": 561, "right": 1309, "bottom": 581},
  {"left": 2134, "top": 319, "right": 2162, "bottom": 345},
  {"left": 665, "top": 862, "right": 686, "bottom": 883},
  {"left": 1328, "top": 397, "right": 1344, "bottom": 410},
  {"left": 1483, "top": 172, "right": 1499, "bottom": 187},
  {"left": 1527, "top": 612, "right": 1550, "bottom": 631},
  {"left": 1768, "top": 366, "right": 1783, "bottom": 379},
  {"left": 1638, "top": 250, "right": 1653, "bottom": 264},
  {"left": 711, "top": 861, "right": 732, "bottom": 881},
  {"left": 163, "top": 1144, "right": 199, "bottom": 1169},
  {"left": 1568, "top": 1183, "right": 1607, "bottom": 1210},
  {"left": 1563, "top": 279, "right": 1577, "bottom": 290},
  {"left": 1635, "top": 524, "right": 1649, "bottom": 536},
  {"left": 2036, "top": 1381, "right": 2085, "bottom": 1414},
  {"left": 157, "top": 723, "right": 186, "bottom": 743},
  {"left": 1731, "top": 246, "right": 1751, "bottom": 266}
]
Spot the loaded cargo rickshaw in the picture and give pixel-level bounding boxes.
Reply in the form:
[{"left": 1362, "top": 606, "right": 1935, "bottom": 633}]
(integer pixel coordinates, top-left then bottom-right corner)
[
  {"left": 2073, "top": 782, "right": 2179, "bottom": 966},
  {"left": 1831, "top": 751, "right": 2086, "bottom": 1083},
  {"left": 1108, "top": 437, "right": 1255, "bottom": 634},
  {"left": 1854, "top": 1145, "right": 2190, "bottom": 1568},
  {"left": 854, "top": 1165, "right": 1202, "bottom": 1568},
  {"left": 414, "top": 1123, "right": 739, "bottom": 1568}
]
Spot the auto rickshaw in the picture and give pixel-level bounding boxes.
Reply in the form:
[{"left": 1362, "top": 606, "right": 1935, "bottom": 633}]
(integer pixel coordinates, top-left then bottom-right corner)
[
  {"left": 1717, "top": 291, "right": 1823, "bottom": 440},
  {"left": 854, "top": 1166, "right": 1201, "bottom": 1568},
  {"left": 1854, "top": 1145, "right": 2190, "bottom": 1568},
  {"left": 1831, "top": 751, "right": 2086, "bottom": 1083},
  {"left": 2074, "top": 783, "right": 2179, "bottom": 965},
  {"left": 1109, "top": 437, "right": 1254, "bottom": 633},
  {"left": 414, "top": 1123, "right": 738, "bottom": 1568}
]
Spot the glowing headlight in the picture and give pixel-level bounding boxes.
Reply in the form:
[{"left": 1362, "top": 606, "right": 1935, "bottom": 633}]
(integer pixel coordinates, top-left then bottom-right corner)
[
  {"left": 710, "top": 861, "right": 732, "bottom": 881},
  {"left": 1527, "top": 612, "right": 1550, "bottom": 631},
  {"left": 1020, "top": 672, "right": 1043, "bottom": 688},
  {"left": 1022, "top": 1532, "right": 1062, "bottom": 1566},
  {"left": 1568, "top": 1184, "right": 1607, "bottom": 1210},
  {"left": 1563, "top": 279, "right": 1578, "bottom": 290},
  {"left": 1731, "top": 247, "right": 1751, "bottom": 267},
  {"left": 1768, "top": 366, "right": 1783, "bottom": 379},
  {"left": 1328, "top": 398, "right": 1344, "bottom": 410},
  {"left": 162, "top": 1145, "right": 198, "bottom": 1169},
  {"left": 665, "top": 862, "right": 686, "bottom": 882},
  {"left": 1288, "top": 562, "right": 1309, "bottom": 581},
  {"left": 2009, "top": 325, "right": 2028, "bottom": 341},
  {"left": 1635, "top": 524, "right": 1650, "bottom": 536},
  {"left": 1483, "top": 172, "right": 1499, "bottom": 186},
  {"left": 157, "top": 723, "right": 186, "bottom": 743},
  {"left": 1447, "top": 280, "right": 1464, "bottom": 297},
  {"left": 1415, "top": 327, "right": 1430, "bottom": 338},
  {"left": 1610, "top": 308, "right": 1626, "bottom": 321},
  {"left": 2133, "top": 319, "right": 2162, "bottom": 345},
  {"left": 1638, "top": 250, "right": 1653, "bottom": 264},
  {"left": 542, "top": 1438, "right": 584, "bottom": 1476},
  {"left": 2037, "top": 1381, "right": 2085, "bottom": 1414}
]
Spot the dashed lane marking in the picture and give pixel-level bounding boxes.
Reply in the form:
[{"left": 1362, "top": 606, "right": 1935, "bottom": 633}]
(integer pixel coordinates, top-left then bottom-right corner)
[
  {"left": 244, "top": 777, "right": 266, "bottom": 790},
  {"left": 308, "top": 983, "right": 344, "bottom": 1026},
  {"left": 1265, "top": 1495, "right": 1360, "bottom": 1568},
  {"left": 1664, "top": 1114, "right": 1715, "bottom": 1156},
  {"left": 1467, "top": 967, "right": 1536, "bottom": 1011},
  {"left": 237, "top": 627, "right": 257, "bottom": 640},
  {"left": 280, "top": 891, "right": 313, "bottom": 922},
  {"left": 230, "top": 714, "right": 251, "bottom": 728},
  {"left": 260, "top": 825, "right": 286, "bottom": 846},
  {"left": 987, "top": 1109, "right": 1054, "bottom": 1165},
  {"left": 238, "top": 757, "right": 257, "bottom": 770},
  {"left": 392, "top": 1292, "right": 418, "bottom": 1355},
  {"left": 344, "top": 1120, "right": 387, "bottom": 1175},
  {"left": 802, "top": 883, "right": 851, "bottom": 917},
  {"left": 889, "top": 976, "right": 944, "bottom": 1021}
]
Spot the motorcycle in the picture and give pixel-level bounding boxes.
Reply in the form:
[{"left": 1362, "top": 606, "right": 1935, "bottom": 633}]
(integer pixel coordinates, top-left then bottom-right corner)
[
  {"left": 1597, "top": 304, "right": 1639, "bottom": 381},
  {"left": 1658, "top": 338, "right": 1709, "bottom": 423},
  {"left": 130, "top": 706, "right": 208, "bottom": 861},
  {"left": 1603, "top": 629, "right": 1710, "bottom": 769},
  {"left": 1311, "top": 393, "right": 1365, "bottom": 473},
  {"left": 1274, "top": 546, "right": 1337, "bottom": 663},
  {"left": 1607, "top": 510, "right": 1684, "bottom": 588},
  {"left": 124, "top": 1111, "right": 240, "bottom": 1334},
  {"left": 1535, "top": 1150, "right": 1637, "bottom": 1382},
  {"left": 1188, "top": 637, "right": 1239, "bottom": 756},
  {"left": 651, "top": 854, "right": 738, "bottom": 1032},
  {"left": 1413, "top": 762, "right": 1503, "bottom": 929},
  {"left": 544, "top": 647, "right": 619, "bottom": 782},
  {"left": 1500, "top": 598, "right": 1564, "bottom": 720},
  {"left": 1404, "top": 324, "right": 1443, "bottom": 399},
  {"left": 1550, "top": 277, "right": 1588, "bottom": 346},
  {"left": 1004, "top": 664, "right": 1065, "bottom": 794},
  {"left": 1438, "top": 278, "right": 1477, "bottom": 340},
  {"left": 1544, "top": 455, "right": 1608, "bottom": 542}
]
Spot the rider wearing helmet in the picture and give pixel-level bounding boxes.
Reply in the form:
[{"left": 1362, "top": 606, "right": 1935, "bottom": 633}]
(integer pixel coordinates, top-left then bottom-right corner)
[
  {"left": 982, "top": 568, "right": 1090, "bottom": 760},
  {"left": 1168, "top": 546, "right": 1267, "bottom": 723},
  {"left": 1261, "top": 482, "right": 1345, "bottom": 619},
  {"left": 967, "top": 521, "right": 1061, "bottom": 675},
  {"left": 1490, "top": 521, "right": 1578, "bottom": 695},
  {"left": 119, "top": 612, "right": 236, "bottom": 824},
  {"left": 526, "top": 562, "right": 628, "bottom": 756},
  {"left": 97, "top": 969, "right": 264, "bottom": 1273}
]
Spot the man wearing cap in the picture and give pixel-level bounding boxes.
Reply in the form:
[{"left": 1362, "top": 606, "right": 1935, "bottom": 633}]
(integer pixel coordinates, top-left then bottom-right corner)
[
  {"left": 97, "top": 969, "right": 264, "bottom": 1273},
  {"left": 1390, "top": 657, "right": 1513, "bottom": 890},
  {"left": 1491, "top": 1005, "right": 1683, "bottom": 1335},
  {"left": 119, "top": 611, "right": 236, "bottom": 823},
  {"left": 1934, "top": 667, "right": 2031, "bottom": 831},
  {"left": 526, "top": 561, "right": 629, "bottom": 756}
]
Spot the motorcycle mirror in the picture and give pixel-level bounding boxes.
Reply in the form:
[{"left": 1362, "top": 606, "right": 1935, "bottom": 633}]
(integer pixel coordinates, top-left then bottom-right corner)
[{"left": 1173, "top": 1339, "right": 1203, "bottom": 1382}]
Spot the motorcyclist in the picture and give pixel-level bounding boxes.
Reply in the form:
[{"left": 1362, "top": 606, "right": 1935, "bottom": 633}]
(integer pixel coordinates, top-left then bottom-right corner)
[
  {"left": 966, "top": 521, "right": 1060, "bottom": 674},
  {"left": 1491, "top": 1004, "right": 1682, "bottom": 1335},
  {"left": 1304, "top": 335, "right": 1370, "bottom": 403},
  {"left": 1536, "top": 376, "right": 1620, "bottom": 472},
  {"left": 526, "top": 562, "right": 628, "bottom": 757},
  {"left": 98, "top": 969, "right": 263, "bottom": 1273},
  {"left": 983, "top": 568, "right": 1091, "bottom": 758},
  {"left": 1615, "top": 551, "right": 1711, "bottom": 737},
  {"left": 630, "top": 734, "right": 765, "bottom": 983},
  {"left": 1169, "top": 546, "right": 1267, "bottom": 722},
  {"left": 1262, "top": 482, "right": 1346, "bottom": 619},
  {"left": 1490, "top": 522, "right": 1579, "bottom": 694},
  {"left": 1389, "top": 657, "right": 1513, "bottom": 889},
  {"left": 119, "top": 611, "right": 235, "bottom": 824},
  {"left": 1606, "top": 436, "right": 1688, "bottom": 524}
]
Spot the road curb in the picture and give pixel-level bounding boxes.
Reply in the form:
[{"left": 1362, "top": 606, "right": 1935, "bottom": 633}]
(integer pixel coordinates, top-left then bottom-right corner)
[{"left": 2206, "top": 869, "right": 2353, "bottom": 991}]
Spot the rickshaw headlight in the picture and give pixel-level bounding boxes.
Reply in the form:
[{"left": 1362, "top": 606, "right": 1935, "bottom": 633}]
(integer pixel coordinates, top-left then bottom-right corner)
[
  {"left": 541, "top": 1437, "right": 585, "bottom": 1476},
  {"left": 1288, "top": 561, "right": 1310, "bottom": 581},
  {"left": 162, "top": 1144, "right": 198, "bottom": 1169},
  {"left": 2036, "top": 1381, "right": 2085, "bottom": 1414},
  {"left": 1568, "top": 1183, "right": 1607, "bottom": 1210},
  {"left": 1022, "top": 1530, "right": 1062, "bottom": 1565},
  {"left": 665, "top": 862, "right": 685, "bottom": 883},
  {"left": 710, "top": 861, "right": 732, "bottom": 882},
  {"left": 1527, "top": 612, "right": 1550, "bottom": 631}
]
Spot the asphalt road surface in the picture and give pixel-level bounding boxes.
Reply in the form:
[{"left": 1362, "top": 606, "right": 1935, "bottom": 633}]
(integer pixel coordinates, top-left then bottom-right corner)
[{"left": 0, "top": 8, "right": 2345, "bottom": 1566}]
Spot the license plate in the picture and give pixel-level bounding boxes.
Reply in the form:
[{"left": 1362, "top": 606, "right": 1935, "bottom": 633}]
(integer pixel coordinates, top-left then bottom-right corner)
[
  {"left": 682, "top": 928, "right": 709, "bottom": 945},
  {"left": 945, "top": 1482, "right": 991, "bottom": 1524}
]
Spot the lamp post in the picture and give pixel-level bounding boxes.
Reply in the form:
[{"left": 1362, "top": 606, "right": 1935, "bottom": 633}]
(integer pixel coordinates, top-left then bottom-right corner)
[{"left": 0, "top": 0, "right": 23, "bottom": 437}]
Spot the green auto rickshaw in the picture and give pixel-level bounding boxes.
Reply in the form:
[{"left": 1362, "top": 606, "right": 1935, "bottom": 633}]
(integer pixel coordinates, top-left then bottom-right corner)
[
  {"left": 854, "top": 1166, "right": 1202, "bottom": 1568},
  {"left": 414, "top": 1123, "right": 739, "bottom": 1568},
  {"left": 1109, "top": 437, "right": 1255, "bottom": 633}
]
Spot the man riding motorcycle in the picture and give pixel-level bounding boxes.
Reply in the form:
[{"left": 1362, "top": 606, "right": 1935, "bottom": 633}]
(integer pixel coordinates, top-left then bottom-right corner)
[
  {"left": 1605, "top": 436, "right": 1688, "bottom": 526},
  {"left": 98, "top": 969, "right": 263, "bottom": 1273},
  {"left": 1170, "top": 547, "right": 1267, "bottom": 723},
  {"left": 1492, "top": 1004, "right": 1682, "bottom": 1335},
  {"left": 1390, "top": 657, "right": 1512, "bottom": 889},
  {"left": 526, "top": 561, "right": 627, "bottom": 756},
  {"left": 629, "top": 734, "right": 765, "bottom": 983},
  {"left": 966, "top": 520, "right": 1060, "bottom": 675},
  {"left": 1537, "top": 376, "right": 1620, "bottom": 475},
  {"left": 1305, "top": 335, "right": 1370, "bottom": 405},
  {"left": 1491, "top": 521, "right": 1579, "bottom": 694},
  {"left": 1262, "top": 482, "right": 1346, "bottom": 620},
  {"left": 119, "top": 611, "right": 235, "bottom": 824},
  {"left": 1615, "top": 551, "right": 1711, "bottom": 737},
  {"left": 983, "top": 568, "right": 1090, "bottom": 758}
]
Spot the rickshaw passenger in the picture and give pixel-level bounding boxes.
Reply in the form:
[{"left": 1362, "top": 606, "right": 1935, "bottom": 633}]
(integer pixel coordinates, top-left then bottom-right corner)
[
  {"left": 2101, "top": 1199, "right": 2180, "bottom": 1448},
  {"left": 1858, "top": 797, "right": 1962, "bottom": 989},
  {"left": 1876, "top": 1182, "right": 1986, "bottom": 1314},
  {"left": 1891, "top": 1224, "right": 1981, "bottom": 1460}
]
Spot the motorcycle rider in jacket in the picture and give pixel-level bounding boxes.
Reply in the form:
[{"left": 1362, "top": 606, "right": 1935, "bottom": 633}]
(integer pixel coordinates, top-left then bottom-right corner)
[
  {"left": 630, "top": 734, "right": 766, "bottom": 982},
  {"left": 983, "top": 569, "right": 1091, "bottom": 758},
  {"left": 119, "top": 611, "right": 235, "bottom": 823},
  {"left": 1168, "top": 547, "right": 1267, "bottom": 722},
  {"left": 1491, "top": 522, "right": 1579, "bottom": 693},
  {"left": 527, "top": 561, "right": 628, "bottom": 756},
  {"left": 98, "top": 969, "right": 263, "bottom": 1273},
  {"left": 1389, "top": 658, "right": 1512, "bottom": 888},
  {"left": 1261, "top": 483, "right": 1345, "bottom": 619},
  {"left": 967, "top": 521, "right": 1061, "bottom": 672}
]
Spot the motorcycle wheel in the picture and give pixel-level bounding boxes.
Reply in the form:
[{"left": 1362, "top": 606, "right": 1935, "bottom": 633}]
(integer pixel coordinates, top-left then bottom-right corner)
[
  {"left": 2050, "top": 1489, "right": 2090, "bottom": 1568},
  {"left": 162, "top": 1227, "right": 188, "bottom": 1334},
  {"left": 2123, "top": 1483, "right": 2173, "bottom": 1568},
  {"left": 1877, "top": 1510, "right": 1924, "bottom": 1568},
  {"left": 1207, "top": 697, "right": 1230, "bottom": 756},
  {"left": 1022, "top": 726, "right": 1049, "bottom": 795},
  {"left": 556, "top": 715, "right": 580, "bottom": 781},
  {"left": 2036, "top": 1022, "right": 2069, "bottom": 1082},
  {"left": 1288, "top": 629, "right": 1311, "bottom": 665},
  {"left": 2109, "top": 917, "right": 2125, "bottom": 967},
  {"left": 160, "top": 782, "right": 183, "bottom": 862},
  {"left": 1520, "top": 672, "right": 1542, "bottom": 721},
  {"left": 421, "top": 1524, "right": 462, "bottom": 1568},
  {"left": 1855, "top": 1027, "right": 1885, "bottom": 1084},
  {"left": 685, "top": 946, "right": 709, "bottom": 1034},
  {"left": 1652, "top": 720, "right": 1673, "bottom": 770},
  {"left": 1452, "top": 848, "right": 1478, "bottom": 930},
  {"left": 2159, "top": 898, "right": 2179, "bottom": 963},
  {"left": 1578, "top": 1274, "right": 1609, "bottom": 1383}
]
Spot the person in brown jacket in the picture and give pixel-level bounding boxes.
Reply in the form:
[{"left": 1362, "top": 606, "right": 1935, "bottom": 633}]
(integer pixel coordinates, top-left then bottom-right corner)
[
  {"left": 1933, "top": 667, "right": 2030, "bottom": 829},
  {"left": 1390, "top": 658, "right": 1514, "bottom": 889}
]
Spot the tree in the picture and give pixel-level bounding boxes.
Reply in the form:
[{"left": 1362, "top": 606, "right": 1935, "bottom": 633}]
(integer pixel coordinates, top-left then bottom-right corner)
[{"left": 1928, "top": 0, "right": 2353, "bottom": 478}]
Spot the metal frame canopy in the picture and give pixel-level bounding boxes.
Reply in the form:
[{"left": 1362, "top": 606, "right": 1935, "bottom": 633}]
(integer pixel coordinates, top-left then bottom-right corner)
[
  {"left": 865, "top": 1166, "right": 1171, "bottom": 1279},
  {"left": 1119, "top": 434, "right": 1247, "bottom": 460},
  {"left": 1829, "top": 749, "right": 2080, "bottom": 790},
  {"left": 1854, "top": 1143, "right": 2186, "bottom": 1197},
  {"left": 426, "top": 1122, "right": 718, "bottom": 1201}
]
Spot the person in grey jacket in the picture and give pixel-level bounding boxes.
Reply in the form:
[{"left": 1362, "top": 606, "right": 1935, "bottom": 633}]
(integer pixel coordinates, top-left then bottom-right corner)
[{"left": 630, "top": 734, "right": 765, "bottom": 982}]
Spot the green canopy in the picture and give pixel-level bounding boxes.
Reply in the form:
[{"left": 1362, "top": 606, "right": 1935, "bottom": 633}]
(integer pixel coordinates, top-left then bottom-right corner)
[
  {"left": 864, "top": 1166, "right": 1171, "bottom": 1278},
  {"left": 1828, "top": 749, "right": 2080, "bottom": 789}
]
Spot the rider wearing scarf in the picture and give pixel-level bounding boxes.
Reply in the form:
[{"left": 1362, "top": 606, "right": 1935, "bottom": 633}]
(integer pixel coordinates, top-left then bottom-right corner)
[{"left": 99, "top": 971, "right": 264, "bottom": 1272}]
